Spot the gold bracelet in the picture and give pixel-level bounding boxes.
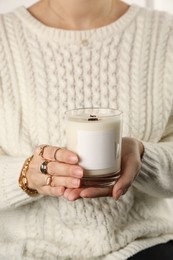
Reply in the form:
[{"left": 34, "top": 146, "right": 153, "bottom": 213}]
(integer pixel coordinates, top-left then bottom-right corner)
[{"left": 18, "top": 155, "right": 38, "bottom": 196}]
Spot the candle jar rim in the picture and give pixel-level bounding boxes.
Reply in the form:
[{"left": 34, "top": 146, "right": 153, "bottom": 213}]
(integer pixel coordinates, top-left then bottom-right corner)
[{"left": 66, "top": 107, "right": 123, "bottom": 118}]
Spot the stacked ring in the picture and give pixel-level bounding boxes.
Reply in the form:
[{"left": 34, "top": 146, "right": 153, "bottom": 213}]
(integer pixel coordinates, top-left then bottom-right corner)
[
  {"left": 40, "top": 161, "right": 49, "bottom": 174},
  {"left": 54, "top": 147, "right": 61, "bottom": 161},
  {"left": 39, "top": 145, "right": 49, "bottom": 159}
]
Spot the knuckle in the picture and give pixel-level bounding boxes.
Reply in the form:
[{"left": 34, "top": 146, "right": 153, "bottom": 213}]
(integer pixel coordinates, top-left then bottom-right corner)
[
  {"left": 51, "top": 187, "right": 63, "bottom": 197},
  {"left": 29, "top": 159, "right": 37, "bottom": 171},
  {"left": 34, "top": 146, "right": 42, "bottom": 156},
  {"left": 50, "top": 176, "right": 56, "bottom": 187},
  {"left": 56, "top": 187, "right": 64, "bottom": 196},
  {"left": 43, "top": 146, "right": 54, "bottom": 159}
]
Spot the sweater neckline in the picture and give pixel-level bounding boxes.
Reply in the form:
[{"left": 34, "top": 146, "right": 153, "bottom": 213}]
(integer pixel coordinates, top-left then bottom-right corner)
[{"left": 14, "top": 4, "right": 141, "bottom": 44}]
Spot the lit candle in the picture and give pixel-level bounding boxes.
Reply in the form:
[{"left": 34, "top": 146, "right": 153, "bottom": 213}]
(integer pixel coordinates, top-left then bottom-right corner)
[{"left": 66, "top": 108, "right": 122, "bottom": 187}]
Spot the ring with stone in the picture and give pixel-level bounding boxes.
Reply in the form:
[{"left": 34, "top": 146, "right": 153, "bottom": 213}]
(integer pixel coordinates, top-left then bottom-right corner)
[{"left": 40, "top": 161, "right": 49, "bottom": 174}]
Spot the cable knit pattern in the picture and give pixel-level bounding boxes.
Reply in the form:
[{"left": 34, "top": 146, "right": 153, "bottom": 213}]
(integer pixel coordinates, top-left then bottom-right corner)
[{"left": 0, "top": 4, "right": 173, "bottom": 260}]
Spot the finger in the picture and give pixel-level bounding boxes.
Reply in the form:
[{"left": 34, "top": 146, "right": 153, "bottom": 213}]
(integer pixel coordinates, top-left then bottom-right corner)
[
  {"left": 64, "top": 188, "right": 84, "bottom": 201},
  {"left": 38, "top": 185, "right": 65, "bottom": 196},
  {"left": 28, "top": 172, "right": 52, "bottom": 190},
  {"left": 38, "top": 146, "right": 62, "bottom": 161},
  {"left": 35, "top": 145, "right": 79, "bottom": 164},
  {"left": 112, "top": 159, "right": 141, "bottom": 200},
  {"left": 49, "top": 147, "right": 78, "bottom": 164},
  {"left": 63, "top": 188, "right": 73, "bottom": 198},
  {"left": 53, "top": 147, "right": 79, "bottom": 164},
  {"left": 47, "top": 161, "right": 83, "bottom": 178},
  {"left": 51, "top": 176, "right": 81, "bottom": 188},
  {"left": 80, "top": 187, "right": 112, "bottom": 198}
]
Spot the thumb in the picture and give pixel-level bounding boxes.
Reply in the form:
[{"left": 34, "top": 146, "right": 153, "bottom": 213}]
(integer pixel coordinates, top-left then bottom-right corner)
[{"left": 112, "top": 158, "right": 141, "bottom": 200}]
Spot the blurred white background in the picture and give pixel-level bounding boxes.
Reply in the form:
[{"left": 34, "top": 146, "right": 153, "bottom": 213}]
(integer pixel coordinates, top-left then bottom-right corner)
[{"left": 0, "top": 0, "right": 173, "bottom": 14}]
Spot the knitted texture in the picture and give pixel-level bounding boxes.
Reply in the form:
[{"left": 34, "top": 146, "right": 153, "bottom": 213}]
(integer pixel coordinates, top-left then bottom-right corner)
[{"left": 0, "top": 4, "right": 173, "bottom": 260}]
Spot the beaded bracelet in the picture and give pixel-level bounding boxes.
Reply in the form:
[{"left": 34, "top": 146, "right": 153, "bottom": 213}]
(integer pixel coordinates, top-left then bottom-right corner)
[{"left": 18, "top": 155, "right": 38, "bottom": 196}]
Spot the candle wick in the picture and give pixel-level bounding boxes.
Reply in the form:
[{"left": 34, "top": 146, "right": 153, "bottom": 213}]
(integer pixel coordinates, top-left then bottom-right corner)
[{"left": 88, "top": 115, "right": 98, "bottom": 121}]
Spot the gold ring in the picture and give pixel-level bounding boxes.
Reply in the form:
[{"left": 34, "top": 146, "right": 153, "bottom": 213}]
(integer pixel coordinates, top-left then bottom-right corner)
[
  {"left": 54, "top": 147, "right": 61, "bottom": 161},
  {"left": 46, "top": 176, "right": 52, "bottom": 186},
  {"left": 39, "top": 145, "right": 49, "bottom": 159}
]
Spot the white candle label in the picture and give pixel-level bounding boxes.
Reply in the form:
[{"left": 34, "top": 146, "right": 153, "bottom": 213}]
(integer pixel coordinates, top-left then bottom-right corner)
[{"left": 77, "top": 130, "right": 117, "bottom": 170}]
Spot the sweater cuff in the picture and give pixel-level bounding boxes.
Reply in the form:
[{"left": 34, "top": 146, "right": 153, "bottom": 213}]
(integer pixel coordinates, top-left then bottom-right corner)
[
  {"left": 134, "top": 141, "right": 173, "bottom": 198},
  {"left": 140, "top": 141, "right": 160, "bottom": 174},
  {"left": 133, "top": 142, "right": 159, "bottom": 197},
  {"left": 0, "top": 156, "right": 42, "bottom": 210}
]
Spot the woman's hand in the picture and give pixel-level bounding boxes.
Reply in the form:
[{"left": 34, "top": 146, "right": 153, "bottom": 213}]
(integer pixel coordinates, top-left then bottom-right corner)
[
  {"left": 63, "top": 137, "right": 144, "bottom": 201},
  {"left": 26, "top": 146, "right": 83, "bottom": 196},
  {"left": 112, "top": 137, "right": 144, "bottom": 198}
]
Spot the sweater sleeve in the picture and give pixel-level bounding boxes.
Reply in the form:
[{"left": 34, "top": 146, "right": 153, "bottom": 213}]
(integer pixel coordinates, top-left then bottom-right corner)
[
  {"left": 134, "top": 107, "right": 173, "bottom": 198},
  {"left": 0, "top": 149, "right": 42, "bottom": 211},
  {"left": 0, "top": 18, "right": 42, "bottom": 211}
]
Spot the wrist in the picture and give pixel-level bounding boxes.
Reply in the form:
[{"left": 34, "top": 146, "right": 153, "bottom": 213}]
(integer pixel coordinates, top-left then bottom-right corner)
[
  {"left": 26, "top": 159, "right": 36, "bottom": 190},
  {"left": 18, "top": 156, "right": 38, "bottom": 196}
]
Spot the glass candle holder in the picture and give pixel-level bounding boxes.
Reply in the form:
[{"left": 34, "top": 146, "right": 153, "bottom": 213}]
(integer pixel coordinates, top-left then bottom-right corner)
[{"left": 66, "top": 108, "right": 122, "bottom": 187}]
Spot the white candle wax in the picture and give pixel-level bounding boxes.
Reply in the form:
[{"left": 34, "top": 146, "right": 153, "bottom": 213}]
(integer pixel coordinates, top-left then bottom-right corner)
[{"left": 66, "top": 109, "right": 122, "bottom": 178}]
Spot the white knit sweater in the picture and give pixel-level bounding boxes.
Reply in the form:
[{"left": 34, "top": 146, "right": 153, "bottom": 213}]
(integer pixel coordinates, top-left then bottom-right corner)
[{"left": 0, "top": 4, "right": 173, "bottom": 260}]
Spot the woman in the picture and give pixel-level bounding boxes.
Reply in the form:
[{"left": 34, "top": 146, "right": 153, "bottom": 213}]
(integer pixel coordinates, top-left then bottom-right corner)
[{"left": 0, "top": 0, "right": 173, "bottom": 259}]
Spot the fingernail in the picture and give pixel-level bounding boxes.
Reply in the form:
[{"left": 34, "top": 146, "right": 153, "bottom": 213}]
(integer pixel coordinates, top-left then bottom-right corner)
[
  {"left": 72, "top": 179, "right": 80, "bottom": 187},
  {"left": 69, "top": 156, "right": 78, "bottom": 163},
  {"left": 114, "top": 189, "right": 123, "bottom": 200},
  {"left": 74, "top": 167, "right": 83, "bottom": 177}
]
